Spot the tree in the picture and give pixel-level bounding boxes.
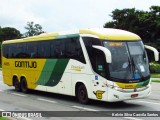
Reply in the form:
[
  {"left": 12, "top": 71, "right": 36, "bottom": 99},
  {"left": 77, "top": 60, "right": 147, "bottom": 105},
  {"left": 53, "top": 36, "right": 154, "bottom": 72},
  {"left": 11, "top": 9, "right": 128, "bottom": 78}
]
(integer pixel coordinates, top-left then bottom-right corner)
[
  {"left": 104, "top": 6, "right": 160, "bottom": 45},
  {"left": 24, "top": 21, "right": 44, "bottom": 37},
  {"left": 0, "top": 27, "right": 21, "bottom": 42},
  {"left": 0, "top": 26, "right": 2, "bottom": 42}
]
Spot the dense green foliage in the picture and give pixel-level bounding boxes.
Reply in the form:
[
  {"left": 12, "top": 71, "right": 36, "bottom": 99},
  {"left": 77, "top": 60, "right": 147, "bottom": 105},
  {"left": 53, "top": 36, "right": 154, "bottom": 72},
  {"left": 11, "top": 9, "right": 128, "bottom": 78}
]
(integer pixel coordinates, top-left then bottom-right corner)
[
  {"left": 0, "top": 26, "right": 21, "bottom": 42},
  {"left": 104, "top": 6, "right": 160, "bottom": 48},
  {"left": 150, "top": 62, "right": 160, "bottom": 73}
]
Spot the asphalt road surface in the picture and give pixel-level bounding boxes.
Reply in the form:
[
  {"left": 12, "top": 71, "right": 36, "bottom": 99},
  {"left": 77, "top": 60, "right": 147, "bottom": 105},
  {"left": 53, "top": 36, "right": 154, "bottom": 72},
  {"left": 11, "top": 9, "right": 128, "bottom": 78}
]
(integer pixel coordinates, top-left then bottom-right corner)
[{"left": 0, "top": 71, "right": 160, "bottom": 120}]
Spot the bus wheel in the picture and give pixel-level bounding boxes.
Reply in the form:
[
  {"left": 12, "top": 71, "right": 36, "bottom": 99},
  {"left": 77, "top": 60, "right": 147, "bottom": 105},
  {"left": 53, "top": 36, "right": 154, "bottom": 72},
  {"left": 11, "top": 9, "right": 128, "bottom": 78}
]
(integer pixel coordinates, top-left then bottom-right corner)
[
  {"left": 20, "top": 77, "right": 28, "bottom": 93},
  {"left": 13, "top": 77, "right": 21, "bottom": 92},
  {"left": 77, "top": 84, "right": 89, "bottom": 104}
]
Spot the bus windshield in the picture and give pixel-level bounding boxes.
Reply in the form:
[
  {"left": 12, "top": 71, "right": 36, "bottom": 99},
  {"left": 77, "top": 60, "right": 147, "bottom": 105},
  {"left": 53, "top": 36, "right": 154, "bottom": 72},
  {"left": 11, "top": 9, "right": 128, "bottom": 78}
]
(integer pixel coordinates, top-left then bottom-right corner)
[{"left": 103, "top": 41, "right": 150, "bottom": 82}]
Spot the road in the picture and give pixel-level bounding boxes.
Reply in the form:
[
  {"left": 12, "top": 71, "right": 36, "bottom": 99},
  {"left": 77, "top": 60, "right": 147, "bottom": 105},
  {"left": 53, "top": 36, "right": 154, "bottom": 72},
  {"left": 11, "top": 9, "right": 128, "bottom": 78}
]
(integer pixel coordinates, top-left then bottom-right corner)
[{"left": 0, "top": 71, "right": 160, "bottom": 120}]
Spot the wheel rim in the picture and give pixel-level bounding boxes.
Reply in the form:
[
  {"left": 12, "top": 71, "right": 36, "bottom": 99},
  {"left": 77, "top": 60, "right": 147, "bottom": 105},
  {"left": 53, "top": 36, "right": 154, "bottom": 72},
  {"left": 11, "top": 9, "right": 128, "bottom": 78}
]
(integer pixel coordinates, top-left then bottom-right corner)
[
  {"left": 22, "top": 80, "right": 26, "bottom": 90},
  {"left": 14, "top": 79, "right": 20, "bottom": 91},
  {"left": 15, "top": 81, "right": 18, "bottom": 88},
  {"left": 21, "top": 78, "right": 28, "bottom": 92},
  {"left": 79, "top": 87, "right": 87, "bottom": 102}
]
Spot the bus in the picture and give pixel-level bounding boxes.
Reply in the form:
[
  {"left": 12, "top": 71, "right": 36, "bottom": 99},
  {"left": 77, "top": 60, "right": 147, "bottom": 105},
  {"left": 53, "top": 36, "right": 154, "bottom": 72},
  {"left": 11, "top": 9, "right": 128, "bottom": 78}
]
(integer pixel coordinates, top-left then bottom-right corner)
[{"left": 1, "top": 28, "right": 159, "bottom": 104}]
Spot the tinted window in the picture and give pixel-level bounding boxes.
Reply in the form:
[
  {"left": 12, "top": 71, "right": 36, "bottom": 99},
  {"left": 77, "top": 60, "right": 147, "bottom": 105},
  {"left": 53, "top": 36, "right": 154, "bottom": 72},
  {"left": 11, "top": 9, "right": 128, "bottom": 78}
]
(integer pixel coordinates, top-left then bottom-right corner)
[
  {"left": 65, "top": 37, "right": 85, "bottom": 63},
  {"left": 50, "top": 40, "right": 63, "bottom": 58},
  {"left": 2, "top": 44, "right": 9, "bottom": 58},
  {"left": 2, "top": 37, "right": 86, "bottom": 64},
  {"left": 15, "top": 43, "right": 27, "bottom": 58},
  {"left": 26, "top": 42, "right": 38, "bottom": 58},
  {"left": 83, "top": 37, "right": 107, "bottom": 77},
  {"left": 37, "top": 41, "right": 50, "bottom": 58}
]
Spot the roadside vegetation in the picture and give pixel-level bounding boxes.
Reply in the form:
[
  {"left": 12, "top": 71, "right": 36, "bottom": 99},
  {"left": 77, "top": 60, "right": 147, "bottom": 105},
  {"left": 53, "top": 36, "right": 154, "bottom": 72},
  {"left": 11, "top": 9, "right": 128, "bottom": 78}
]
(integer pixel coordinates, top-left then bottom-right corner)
[
  {"left": 0, "top": 117, "right": 8, "bottom": 120},
  {"left": 151, "top": 73, "right": 160, "bottom": 78},
  {"left": 150, "top": 62, "right": 160, "bottom": 83},
  {"left": 150, "top": 62, "right": 160, "bottom": 73}
]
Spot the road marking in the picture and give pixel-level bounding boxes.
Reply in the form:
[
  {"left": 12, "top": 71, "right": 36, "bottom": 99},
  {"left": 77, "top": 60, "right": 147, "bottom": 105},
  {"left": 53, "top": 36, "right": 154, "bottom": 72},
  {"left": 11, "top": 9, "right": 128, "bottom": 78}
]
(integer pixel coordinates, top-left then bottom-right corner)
[
  {"left": 0, "top": 84, "right": 6, "bottom": 86},
  {"left": 11, "top": 93, "right": 26, "bottom": 97},
  {"left": 18, "top": 117, "right": 32, "bottom": 120},
  {"left": 0, "top": 89, "right": 3, "bottom": 92},
  {"left": 37, "top": 98, "right": 57, "bottom": 104},
  {"left": 137, "top": 100, "right": 160, "bottom": 106},
  {"left": 123, "top": 117, "right": 142, "bottom": 120},
  {"left": 72, "top": 106, "right": 99, "bottom": 111}
]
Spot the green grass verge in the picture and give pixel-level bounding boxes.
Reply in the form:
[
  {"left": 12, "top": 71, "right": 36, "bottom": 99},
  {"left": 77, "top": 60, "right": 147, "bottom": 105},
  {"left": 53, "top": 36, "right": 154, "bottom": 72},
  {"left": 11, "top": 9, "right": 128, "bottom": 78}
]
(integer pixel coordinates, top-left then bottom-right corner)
[
  {"left": 151, "top": 73, "right": 160, "bottom": 78},
  {"left": 152, "top": 80, "right": 160, "bottom": 83},
  {"left": 0, "top": 117, "right": 8, "bottom": 120}
]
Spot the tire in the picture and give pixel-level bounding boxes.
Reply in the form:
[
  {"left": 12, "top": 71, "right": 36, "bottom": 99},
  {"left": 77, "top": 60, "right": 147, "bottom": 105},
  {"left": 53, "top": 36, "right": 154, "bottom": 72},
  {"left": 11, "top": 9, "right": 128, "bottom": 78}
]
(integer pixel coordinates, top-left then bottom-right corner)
[
  {"left": 13, "top": 77, "right": 21, "bottom": 92},
  {"left": 20, "top": 78, "right": 28, "bottom": 93},
  {"left": 77, "top": 84, "right": 89, "bottom": 104}
]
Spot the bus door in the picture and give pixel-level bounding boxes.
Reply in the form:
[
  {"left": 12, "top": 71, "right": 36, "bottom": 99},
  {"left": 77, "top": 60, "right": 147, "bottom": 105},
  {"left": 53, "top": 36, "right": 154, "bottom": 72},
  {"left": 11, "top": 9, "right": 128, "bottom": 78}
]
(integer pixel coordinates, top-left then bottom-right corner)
[{"left": 91, "top": 48, "right": 108, "bottom": 100}]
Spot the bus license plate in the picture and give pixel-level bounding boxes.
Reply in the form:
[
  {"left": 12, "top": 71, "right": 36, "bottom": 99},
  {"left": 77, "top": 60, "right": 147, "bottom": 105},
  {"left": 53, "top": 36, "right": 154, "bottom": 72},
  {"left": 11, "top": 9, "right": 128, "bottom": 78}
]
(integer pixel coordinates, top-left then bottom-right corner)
[{"left": 131, "top": 94, "right": 138, "bottom": 98}]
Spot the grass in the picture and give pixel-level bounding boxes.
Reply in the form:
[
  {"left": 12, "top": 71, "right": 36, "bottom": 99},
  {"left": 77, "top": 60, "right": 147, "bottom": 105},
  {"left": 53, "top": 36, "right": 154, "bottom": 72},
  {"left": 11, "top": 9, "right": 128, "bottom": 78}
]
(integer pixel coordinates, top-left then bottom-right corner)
[
  {"left": 152, "top": 80, "right": 160, "bottom": 83},
  {"left": 151, "top": 73, "right": 160, "bottom": 78},
  {"left": 0, "top": 117, "right": 8, "bottom": 120}
]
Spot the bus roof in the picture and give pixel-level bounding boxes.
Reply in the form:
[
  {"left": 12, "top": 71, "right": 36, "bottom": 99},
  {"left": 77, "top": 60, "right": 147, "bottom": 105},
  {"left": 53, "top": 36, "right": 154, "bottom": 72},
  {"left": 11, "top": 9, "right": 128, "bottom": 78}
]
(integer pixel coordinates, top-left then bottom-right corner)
[
  {"left": 80, "top": 28, "right": 141, "bottom": 40},
  {"left": 2, "top": 28, "right": 141, "bottom": 44}
]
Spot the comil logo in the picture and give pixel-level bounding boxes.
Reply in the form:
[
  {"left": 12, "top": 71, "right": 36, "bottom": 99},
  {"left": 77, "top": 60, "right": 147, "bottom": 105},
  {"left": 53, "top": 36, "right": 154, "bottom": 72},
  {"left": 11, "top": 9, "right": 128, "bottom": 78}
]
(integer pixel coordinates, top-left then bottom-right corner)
[{"left": 2, "top": 112, "right": 11, "bottom": 117}]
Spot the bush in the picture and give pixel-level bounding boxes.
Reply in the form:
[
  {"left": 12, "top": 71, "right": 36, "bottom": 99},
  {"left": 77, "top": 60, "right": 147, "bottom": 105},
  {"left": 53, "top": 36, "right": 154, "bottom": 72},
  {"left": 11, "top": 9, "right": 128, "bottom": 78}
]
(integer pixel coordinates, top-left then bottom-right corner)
[{"left": 149, "top": 62, "right": 160, "bottom": 73}]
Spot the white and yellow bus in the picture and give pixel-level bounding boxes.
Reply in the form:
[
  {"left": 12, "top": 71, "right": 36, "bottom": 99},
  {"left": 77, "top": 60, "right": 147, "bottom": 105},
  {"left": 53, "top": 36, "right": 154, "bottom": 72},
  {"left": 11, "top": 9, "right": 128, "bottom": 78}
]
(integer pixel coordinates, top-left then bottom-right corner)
[{"left": 2, "top": 28, "right": 159, "bottom": 104}]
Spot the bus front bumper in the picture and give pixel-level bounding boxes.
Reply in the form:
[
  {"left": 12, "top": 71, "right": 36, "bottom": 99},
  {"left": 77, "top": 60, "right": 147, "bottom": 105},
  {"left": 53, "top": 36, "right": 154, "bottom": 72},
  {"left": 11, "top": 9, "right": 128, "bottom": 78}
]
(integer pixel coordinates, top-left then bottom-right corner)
[{"left": 107, "top": 85, "right": 151, "bottom": 102}]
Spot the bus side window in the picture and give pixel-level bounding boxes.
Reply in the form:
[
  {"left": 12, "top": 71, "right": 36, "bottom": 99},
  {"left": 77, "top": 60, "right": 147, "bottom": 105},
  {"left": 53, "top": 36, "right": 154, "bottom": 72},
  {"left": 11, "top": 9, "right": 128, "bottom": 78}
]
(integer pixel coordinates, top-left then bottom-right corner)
[
  {"left": 26, "top": 42, "right": 37, "bottom": 58},
  {"left": 15, "top": 43, "right": 27, "bottom": 58},
  {"left": 83, "top": 37, "right": 106, "bottom": 77},
  {"left": 37, "top": 41, "right": 50, "bottom": 58},
  {"left": 65, "top": 37, "right": 86, "bottom": 63},
  {"left": 93, "top": 49, "right": 106, "bottom": 77},
  {"left": 2, "top": 44, "right": 9, "bottom": 58}
]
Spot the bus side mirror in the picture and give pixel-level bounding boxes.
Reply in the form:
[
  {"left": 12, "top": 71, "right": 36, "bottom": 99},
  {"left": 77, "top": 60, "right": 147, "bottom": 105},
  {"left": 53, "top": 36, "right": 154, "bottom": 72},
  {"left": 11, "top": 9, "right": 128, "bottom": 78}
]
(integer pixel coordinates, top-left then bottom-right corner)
[
  {"left": 92, "top": 45, "right": 112, "bottom": 63},
  {"left": 144, "top": 45, "right": 159, "bottom": 61}
]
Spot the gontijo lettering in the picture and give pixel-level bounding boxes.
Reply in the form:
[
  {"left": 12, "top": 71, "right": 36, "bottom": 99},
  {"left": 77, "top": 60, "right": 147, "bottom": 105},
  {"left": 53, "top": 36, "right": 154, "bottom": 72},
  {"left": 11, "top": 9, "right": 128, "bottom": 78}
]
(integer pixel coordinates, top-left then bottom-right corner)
[{"left": 15, "top": 61, "right": 37, "bottom": 68}]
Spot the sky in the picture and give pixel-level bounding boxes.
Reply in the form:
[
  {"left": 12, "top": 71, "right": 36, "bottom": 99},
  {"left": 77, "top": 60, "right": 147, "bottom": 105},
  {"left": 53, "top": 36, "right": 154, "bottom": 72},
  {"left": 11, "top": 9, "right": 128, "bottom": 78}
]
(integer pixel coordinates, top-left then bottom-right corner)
[{"left": 0, "top": 0, "right": 160, "bottom": 34}]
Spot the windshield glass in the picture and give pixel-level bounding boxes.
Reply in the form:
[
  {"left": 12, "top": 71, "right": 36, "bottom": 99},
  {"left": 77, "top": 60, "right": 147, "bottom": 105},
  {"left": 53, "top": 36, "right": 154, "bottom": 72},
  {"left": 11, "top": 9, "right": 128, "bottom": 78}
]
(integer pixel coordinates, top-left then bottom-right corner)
[{"left": 103, "top": 41, "right": 149, "bottom": 82}]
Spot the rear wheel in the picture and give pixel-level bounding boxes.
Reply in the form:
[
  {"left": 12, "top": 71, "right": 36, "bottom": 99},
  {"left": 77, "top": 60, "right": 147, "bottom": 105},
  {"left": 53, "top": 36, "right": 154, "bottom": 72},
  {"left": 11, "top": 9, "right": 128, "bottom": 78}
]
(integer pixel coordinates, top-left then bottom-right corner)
[
  {"left": 13, "top": 77, "right": 21, "bottom": 92},
  {"left": 77, "top": 84, "right": 89, "bottom": 104},
  {"left": 20, "top": 77, "right": 28, "bottom": 93}
]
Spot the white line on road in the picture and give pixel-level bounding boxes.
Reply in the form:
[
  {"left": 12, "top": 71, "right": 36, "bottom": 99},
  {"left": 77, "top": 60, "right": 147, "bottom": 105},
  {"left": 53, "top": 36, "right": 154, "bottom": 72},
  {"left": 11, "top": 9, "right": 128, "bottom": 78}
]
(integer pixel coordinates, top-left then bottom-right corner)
[
  {"left": 37, "top": 98, "right": 57, "bottom": 104},
  {"left": 0, "top": 84, "right": 6, "bottom": 86},
  {"left": 72, "top": 106, "right": 99, "bottom": 111},
  {"left": 137, "top": 100, "right": 160, "bottom": 106},
  {"left": 123, "top": 117, "right": 142, "bottom": 120},
  {"left": 18, "top": 117, "right": 32, "bottom": 120},
  {"left": 11, "top": 93, "right": 26, "bottom": 97}
]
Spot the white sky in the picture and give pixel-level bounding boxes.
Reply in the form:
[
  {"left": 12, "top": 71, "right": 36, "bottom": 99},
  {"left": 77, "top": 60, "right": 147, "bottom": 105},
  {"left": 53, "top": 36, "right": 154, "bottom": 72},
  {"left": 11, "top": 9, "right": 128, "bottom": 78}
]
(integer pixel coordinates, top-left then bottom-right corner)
[{"left": 0, "top": 0, "right": 160, "bottom": 34}]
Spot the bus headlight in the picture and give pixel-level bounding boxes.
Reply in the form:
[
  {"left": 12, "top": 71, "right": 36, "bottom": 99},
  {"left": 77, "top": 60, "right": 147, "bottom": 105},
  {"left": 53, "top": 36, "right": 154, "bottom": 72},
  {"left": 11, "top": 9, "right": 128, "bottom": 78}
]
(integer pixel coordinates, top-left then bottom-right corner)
[
  {"left": 107, "top": 84, "right": 123, "bottom": 92},
  {"left": 114, "top": 86, "right": 123, "bottom": 92}
]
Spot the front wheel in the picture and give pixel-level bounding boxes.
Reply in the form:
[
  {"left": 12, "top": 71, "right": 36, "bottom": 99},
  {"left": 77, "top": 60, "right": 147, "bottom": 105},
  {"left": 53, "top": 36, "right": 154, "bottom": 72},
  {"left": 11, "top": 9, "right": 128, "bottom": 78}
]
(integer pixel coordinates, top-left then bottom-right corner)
[
  {"left": 20, "top": 78, "right": 28, "bottom": 93},
  {"left": 77, "top": 84, "right": 89, "bottom": 104}
]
